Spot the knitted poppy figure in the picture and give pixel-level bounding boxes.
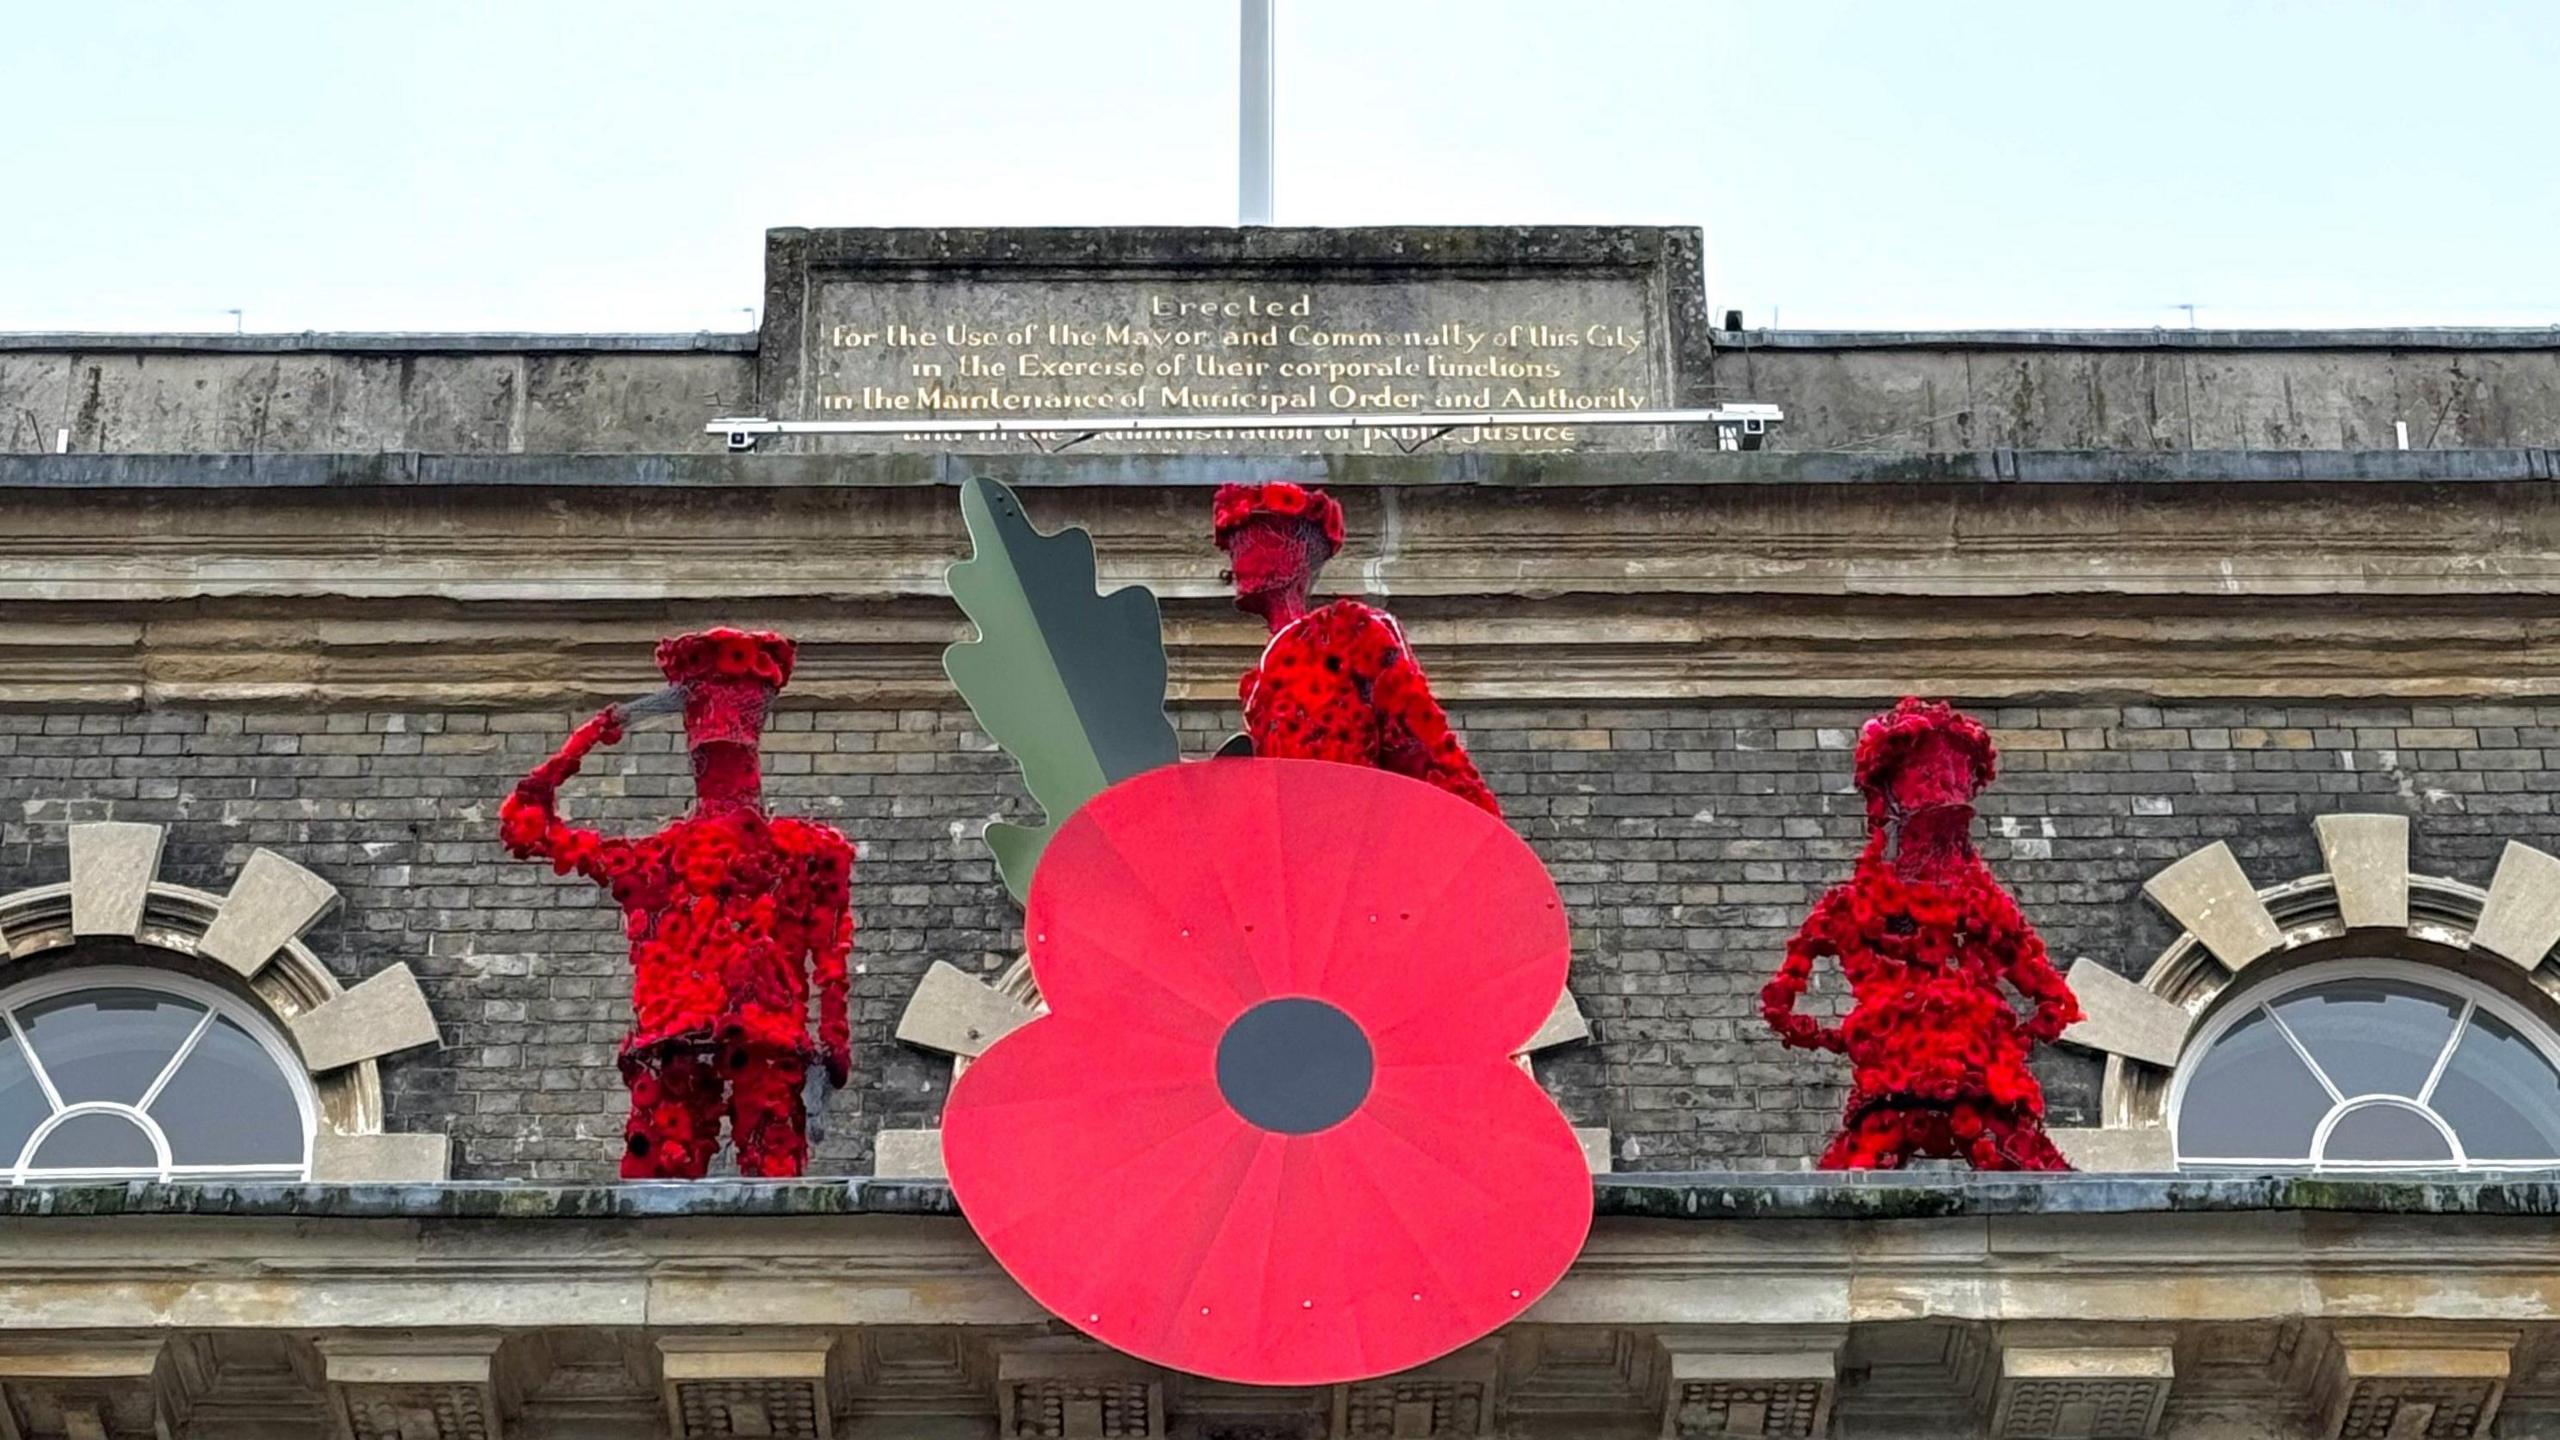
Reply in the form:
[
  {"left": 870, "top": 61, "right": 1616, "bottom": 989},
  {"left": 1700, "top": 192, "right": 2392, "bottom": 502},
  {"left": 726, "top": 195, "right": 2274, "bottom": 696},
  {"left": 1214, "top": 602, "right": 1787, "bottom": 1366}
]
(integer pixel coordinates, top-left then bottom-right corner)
[
  {"left": 500, "top": 628, "right": 854, "bottom": 1179},
  {"left": 1760, "top": 698, "right": 2081, "bottom": 1170},
  {"left": 1214, "top": 482, "right": 1501, "bottom": 815}
]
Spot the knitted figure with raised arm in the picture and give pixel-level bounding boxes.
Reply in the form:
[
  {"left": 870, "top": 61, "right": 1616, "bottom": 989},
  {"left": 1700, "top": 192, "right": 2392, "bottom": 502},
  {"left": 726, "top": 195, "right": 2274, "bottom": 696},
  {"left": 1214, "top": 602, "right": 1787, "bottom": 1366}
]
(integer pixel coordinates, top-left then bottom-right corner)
[
  {"left": 1760, "top": 697, "right": 2081, "bottom": 1171},
  {"left": 1214, "top": 482, "right": 1502, "bottom": 816},
  {"left": 500, "top": 628, "right": 854, "bottom": 1179}
]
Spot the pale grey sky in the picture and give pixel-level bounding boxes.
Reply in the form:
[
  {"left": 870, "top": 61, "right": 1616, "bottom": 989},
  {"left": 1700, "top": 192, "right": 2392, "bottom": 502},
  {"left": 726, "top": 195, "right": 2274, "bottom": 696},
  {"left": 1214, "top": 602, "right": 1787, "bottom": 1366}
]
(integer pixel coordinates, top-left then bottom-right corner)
[{"left": 6, "top": 0, "right": 2556, "bottom": 333}]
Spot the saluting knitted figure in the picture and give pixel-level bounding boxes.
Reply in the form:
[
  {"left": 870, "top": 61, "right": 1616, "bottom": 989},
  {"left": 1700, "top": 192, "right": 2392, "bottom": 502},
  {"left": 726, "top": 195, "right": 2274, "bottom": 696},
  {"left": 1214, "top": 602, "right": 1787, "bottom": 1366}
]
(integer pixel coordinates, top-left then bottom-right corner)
[
  {"left": 1760, "top": 698, "right": 2081, "bottom": 1171},
  {"left": 1214, "top": 483, "right": 1501, "bottom": 816},
  {"left": 500, "top": 628, "right": 854, "bottom": 1179}
]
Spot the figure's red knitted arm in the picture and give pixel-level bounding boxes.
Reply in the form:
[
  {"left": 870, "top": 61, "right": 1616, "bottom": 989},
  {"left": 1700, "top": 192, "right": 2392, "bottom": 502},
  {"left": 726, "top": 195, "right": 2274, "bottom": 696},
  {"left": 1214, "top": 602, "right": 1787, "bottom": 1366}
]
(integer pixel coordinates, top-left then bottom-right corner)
[
  {"left": 1981, "top": 882, "right": 2081, "bottom": 1043},
  {"left": 1762, "top": 891, "right": 1850, "bottom": 1052},
  {"left": 498, "top": 708, "right": 627, "bottom": 881},
  {"left": 1361, "top": 612, "right": 1503, "bottom": 817},
  {"left": 813, "top": 832, "right": 855, "bottom": 1088}
]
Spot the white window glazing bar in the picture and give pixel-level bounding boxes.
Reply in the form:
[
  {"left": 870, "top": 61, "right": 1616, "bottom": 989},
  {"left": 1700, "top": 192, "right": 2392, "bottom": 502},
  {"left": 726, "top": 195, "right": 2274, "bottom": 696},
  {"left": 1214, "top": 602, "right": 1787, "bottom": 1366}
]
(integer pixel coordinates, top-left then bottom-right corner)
[
  {"left": 2, "top": 1009, "right": 64, "bottom": 1115},
  {"left": 135, "top": 1008, "right": 215, "bottom": 1114},
  {"left": 2262, "top": 1004, "right": 2345, "bottom": 1105},
  {"left": 2416, "top": 999, "right": 2474, "bottom": 1107}
]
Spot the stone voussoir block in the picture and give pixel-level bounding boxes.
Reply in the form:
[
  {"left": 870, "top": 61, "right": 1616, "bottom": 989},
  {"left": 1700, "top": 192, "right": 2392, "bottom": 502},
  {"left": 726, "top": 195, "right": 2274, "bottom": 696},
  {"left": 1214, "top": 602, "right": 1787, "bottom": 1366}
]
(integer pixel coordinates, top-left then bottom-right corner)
[
  {"left": 290, "top": 964, "right": 443, "bottom": 1074},
  {"left": 2141, "top": 842, "right": 2285, "bottom": 969},
  {"left": 2469, "top": 841, "right": 2560, "bottom": 969},
  {"left": 2312, "top": 813, "right": 2411, "bottom": 932},
  {"left": 2057, "top": 960, "right": 2191, "bottom": 1069},
  {"left": 195, "top": 847, "right": 341, "bottom": 977},
  {"left": 67, "top": 821, "right": 165, "bottom": 938}
]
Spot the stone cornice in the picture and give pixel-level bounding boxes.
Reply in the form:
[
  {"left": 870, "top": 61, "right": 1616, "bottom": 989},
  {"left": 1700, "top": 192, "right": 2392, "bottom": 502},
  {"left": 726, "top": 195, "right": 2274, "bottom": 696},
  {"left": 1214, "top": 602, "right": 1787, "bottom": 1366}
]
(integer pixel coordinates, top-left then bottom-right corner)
[
  {"left": 11, "top": 594, "right": 2560, "bottom": 708},
  {"left": 11, "top": 464, "right": 2560, "bottom": 704}
]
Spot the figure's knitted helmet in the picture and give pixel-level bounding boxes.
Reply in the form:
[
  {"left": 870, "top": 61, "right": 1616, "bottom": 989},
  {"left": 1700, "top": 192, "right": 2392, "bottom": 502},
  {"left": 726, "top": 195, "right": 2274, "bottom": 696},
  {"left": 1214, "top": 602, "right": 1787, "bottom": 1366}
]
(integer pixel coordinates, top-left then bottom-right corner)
[
  {"left": 655, "top": 628, "right": 796, "bottom": 749},
  {"left": 1211, "top": 482, "right": 1347, "bottom": 558},
  {"left": 1852, "top": 697, "right": 1996, "bottom": 819}
]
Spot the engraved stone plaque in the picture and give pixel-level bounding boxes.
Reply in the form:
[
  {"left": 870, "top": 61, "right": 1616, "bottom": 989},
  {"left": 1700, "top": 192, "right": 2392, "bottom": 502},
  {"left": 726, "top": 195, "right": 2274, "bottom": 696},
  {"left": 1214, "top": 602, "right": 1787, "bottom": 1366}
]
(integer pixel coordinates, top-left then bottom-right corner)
[{"left": 758, "top": 228, "right": 1713, "bottom": 454}]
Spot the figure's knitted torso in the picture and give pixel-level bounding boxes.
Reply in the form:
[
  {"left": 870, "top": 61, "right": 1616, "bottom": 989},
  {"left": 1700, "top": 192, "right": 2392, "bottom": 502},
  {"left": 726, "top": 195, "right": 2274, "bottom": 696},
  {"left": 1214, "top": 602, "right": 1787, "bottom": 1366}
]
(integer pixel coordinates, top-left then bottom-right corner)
[
  {"left": 496, "top": 715, "right": 854, "bottom": 1065},
  {"left": 589, "top": 811, "right": 854, "bottom": 1056},
  {"left": 1240, "top": 598, "right": 1501, "bottom": 816}
]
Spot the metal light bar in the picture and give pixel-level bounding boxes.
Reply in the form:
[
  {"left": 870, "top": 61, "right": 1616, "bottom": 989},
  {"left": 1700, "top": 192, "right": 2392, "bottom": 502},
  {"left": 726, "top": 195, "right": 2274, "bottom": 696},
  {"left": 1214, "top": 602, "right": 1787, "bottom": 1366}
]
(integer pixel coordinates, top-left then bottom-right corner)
[{"left": 707, "top": 404, "right": 1782, "bottom": 454}]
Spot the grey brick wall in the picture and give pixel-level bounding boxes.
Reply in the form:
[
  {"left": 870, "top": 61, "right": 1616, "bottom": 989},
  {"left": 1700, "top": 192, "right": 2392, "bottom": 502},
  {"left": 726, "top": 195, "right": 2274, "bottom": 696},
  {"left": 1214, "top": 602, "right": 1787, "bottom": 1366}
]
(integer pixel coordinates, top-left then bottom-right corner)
[{"left": 2, "top": 700, "right": 2550, "bottom": 1179}]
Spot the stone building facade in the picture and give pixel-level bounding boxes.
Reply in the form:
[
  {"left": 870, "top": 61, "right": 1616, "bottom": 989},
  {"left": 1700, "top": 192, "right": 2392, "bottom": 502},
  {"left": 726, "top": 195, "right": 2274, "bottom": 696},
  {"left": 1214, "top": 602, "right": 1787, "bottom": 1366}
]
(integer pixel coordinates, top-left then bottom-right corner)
[
  {"left": 7, "top": 229, "right": 2560, "bottom": 1437},
  {"left": 17, "top": 697, "right": 2560, "bottom": 1182}
]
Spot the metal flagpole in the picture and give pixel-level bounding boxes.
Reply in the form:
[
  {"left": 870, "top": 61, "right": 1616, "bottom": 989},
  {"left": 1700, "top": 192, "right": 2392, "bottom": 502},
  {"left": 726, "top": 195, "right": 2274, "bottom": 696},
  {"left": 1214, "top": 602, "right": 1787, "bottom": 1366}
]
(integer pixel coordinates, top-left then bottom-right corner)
[{"left": 1239, "top": 0, "right": 1274, "bottom": 224}]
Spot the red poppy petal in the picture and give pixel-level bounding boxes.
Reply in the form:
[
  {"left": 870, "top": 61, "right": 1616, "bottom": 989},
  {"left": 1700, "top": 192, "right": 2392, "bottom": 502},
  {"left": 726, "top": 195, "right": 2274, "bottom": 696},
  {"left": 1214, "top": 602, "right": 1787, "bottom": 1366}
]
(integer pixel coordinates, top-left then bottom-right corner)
[
  {"left": 1161, "top": 1059, "right": 1588, "bottom": 1384},
  {"left": 943, "top": 1014, "right": 1239, "bottom": 1268},
  {"left": 1027, "top": 760, "right": 1568, "bottom": 1061},
  {"left": 947, "top": 1001, "right": 1590, "bottom": 1384}
]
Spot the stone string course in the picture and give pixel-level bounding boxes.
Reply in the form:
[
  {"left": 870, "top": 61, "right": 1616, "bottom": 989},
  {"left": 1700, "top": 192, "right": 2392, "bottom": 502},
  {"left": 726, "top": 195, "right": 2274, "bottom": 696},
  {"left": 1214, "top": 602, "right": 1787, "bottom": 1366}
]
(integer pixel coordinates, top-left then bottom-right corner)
[{"left": 4, "top": 700, "right": 2554, "bottom": 1181}]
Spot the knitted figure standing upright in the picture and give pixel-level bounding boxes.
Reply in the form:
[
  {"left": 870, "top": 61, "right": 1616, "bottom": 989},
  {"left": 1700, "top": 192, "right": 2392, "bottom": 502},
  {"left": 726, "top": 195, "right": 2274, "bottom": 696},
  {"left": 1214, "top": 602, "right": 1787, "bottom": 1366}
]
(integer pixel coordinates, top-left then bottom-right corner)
[
  {"left": 1760, "top": 698, "right": 2081, "bottom": 1170},
  {"left": 500, "top": 628, "right": 854, "bottom": 1179},
  {"left": 1213, "top": 483, "right": 1501, "bottom": 816}
]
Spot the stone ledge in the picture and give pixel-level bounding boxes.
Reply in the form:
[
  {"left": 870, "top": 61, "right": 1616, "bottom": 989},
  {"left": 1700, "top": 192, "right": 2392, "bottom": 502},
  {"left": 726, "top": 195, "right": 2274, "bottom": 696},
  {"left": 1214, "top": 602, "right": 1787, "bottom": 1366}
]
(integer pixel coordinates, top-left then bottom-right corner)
[
  {"left": 3, "top": 448, "right": 2556, "bottom": 490},
  {"left": 1, "top": 1173, "right": 2559, "bottom": 1223}
]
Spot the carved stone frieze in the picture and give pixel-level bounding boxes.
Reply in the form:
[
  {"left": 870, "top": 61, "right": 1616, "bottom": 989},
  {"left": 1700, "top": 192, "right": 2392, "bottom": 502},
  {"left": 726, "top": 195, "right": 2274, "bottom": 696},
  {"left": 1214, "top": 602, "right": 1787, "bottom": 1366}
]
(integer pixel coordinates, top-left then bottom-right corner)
[
  {"left": 0, "top": 1339, "right": 167, "bottom": 1440},
  {"left": 657, "top": 1334, "right": 837, "bottom": 1440},
  {"left": 1332, "top": 1343, "right": 1498, "bottom": 1438},
  {"left": 995, "top": 1343, "right": 1163, "bottom": 1440},
  {"left": 2312, "top": 1331, "right": 2517, "bottom": 1440}
]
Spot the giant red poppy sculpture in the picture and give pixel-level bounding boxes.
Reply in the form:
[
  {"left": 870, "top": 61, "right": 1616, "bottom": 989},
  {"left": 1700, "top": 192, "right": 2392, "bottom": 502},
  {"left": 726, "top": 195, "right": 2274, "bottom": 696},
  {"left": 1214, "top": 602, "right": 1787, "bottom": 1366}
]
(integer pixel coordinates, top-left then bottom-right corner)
[{"left": 941, "top": 756, "right": 1591, "bottom": 1386}]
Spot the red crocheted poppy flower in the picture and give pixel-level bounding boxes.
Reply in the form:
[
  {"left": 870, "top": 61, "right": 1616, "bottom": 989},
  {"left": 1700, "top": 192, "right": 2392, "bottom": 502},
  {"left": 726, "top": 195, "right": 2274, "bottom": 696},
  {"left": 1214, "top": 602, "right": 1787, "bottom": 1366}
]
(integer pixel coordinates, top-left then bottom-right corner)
[
  {"left": 942, "top": 758, "right": 1591, "bottom": 1385},
  {"left": 1853, "top": 696, "right": 1993, "bottom": 799},
  {"left": 655, "top": 627, "right": 796, "bottom": 689},
  {"left": 1212, "top": 481, "right": 1348, "bottom": 555}
]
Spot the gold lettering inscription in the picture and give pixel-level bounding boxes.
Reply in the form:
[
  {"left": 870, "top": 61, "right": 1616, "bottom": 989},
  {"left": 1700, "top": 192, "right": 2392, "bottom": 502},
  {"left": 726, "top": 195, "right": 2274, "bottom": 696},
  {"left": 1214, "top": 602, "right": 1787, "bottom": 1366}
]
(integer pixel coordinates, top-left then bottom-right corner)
[{"left": 814, "top": 280, "right": 1652, "bottom": 450}]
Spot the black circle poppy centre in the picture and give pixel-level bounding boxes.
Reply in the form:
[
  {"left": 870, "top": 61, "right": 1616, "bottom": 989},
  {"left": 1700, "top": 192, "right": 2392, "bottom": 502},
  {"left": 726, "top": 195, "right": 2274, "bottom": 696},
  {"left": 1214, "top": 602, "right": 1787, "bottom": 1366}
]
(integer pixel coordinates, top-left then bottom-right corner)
[{"left": 1215, "top": 998, "right": 1373, "bottom": 1134}]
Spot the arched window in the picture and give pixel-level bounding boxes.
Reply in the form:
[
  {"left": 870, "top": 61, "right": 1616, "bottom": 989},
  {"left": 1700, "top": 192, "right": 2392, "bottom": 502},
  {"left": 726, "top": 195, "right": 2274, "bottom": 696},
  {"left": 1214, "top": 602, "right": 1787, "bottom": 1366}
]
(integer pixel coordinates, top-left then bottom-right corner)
[
  {"left": 2171, "top": 961, "right": 2560, "bottom": 1172},
  {"left": 0, "top": 968, "right": 314, "bottom": 1183}
]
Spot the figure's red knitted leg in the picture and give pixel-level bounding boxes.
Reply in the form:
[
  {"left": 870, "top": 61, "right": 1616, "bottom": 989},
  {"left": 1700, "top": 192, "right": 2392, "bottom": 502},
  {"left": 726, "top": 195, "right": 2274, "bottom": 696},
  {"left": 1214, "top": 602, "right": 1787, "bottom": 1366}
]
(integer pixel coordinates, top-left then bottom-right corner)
[
  {"left": 623, "top": 1050, "right": 721, "bottom": 1180},
  {"left": 726, "top": 1046, "right": 810, "bottom": 1179},
  {"left": 1978, "top": 1106, "right": 2074, "bottom": 1172},
  {"left": 1819, "top": 1107, "right": 1923, "bottom": 1170}
]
